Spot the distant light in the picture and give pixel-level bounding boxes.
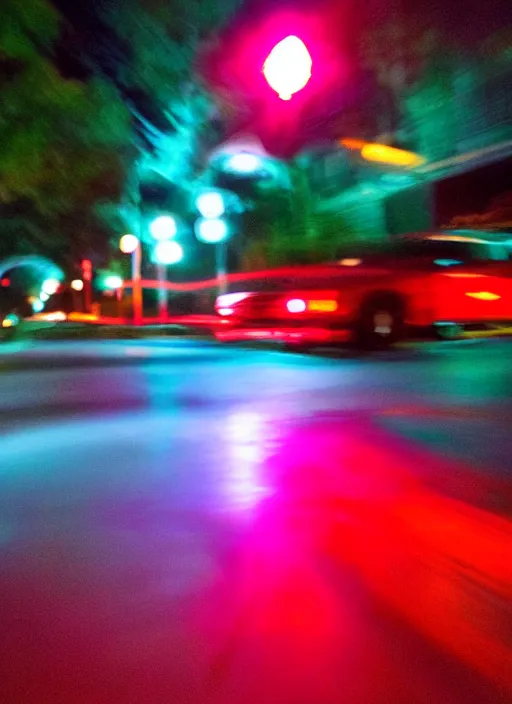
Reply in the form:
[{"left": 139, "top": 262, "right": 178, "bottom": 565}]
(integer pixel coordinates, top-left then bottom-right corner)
[
  {"left": 119, "top": 234, "right": 139, "bottom": 254},
  {"left": 40, "top": 292, "right": 50, "bottom": 302},
  {"left": 216, "top": 293, "right": 250, "bottom": 308},
  {"left": 286, "top": 298, "right": 307, "bottom": 313},
  {"left": 1, "top": 277, "right": 10, "bottom": 287},
  {"left": 154, "top": 241, "right": 183, "bottom": 265},
  {"left": 226, "top": 153, "right": 262, "bottom": 174},
  {"left": 2, "top": 313, "right": 19, "bottom": 328},
  {"left": 71, "top": 279, "right": 84, "bottom": 291},
  {"left": 104, "top": 275, "right": 123, "bottom": 290},
  {"left": 195, "top": 218, "right": 228, "bottom": 244},
  {"left": 149, "top": 216, "right": 177, "bottom": 241},
  {"left": 42, "top": 278, "right": 60, "bottom": 296},
  {"left": 196, "top": 192, "right": 225, "bottom": 219},
  {"left": 434, "top": 259, "right": 462, "bottom": 267},
  {"left": 263, "top": 36, "right": 312, "bottom": 101},
  {"left": 339, "top": 258, "right": 362, "bottom": 267},
  {"left": 361, "top": 143, "right": 425, "bottom": 168},
  {"left": 466, "top": 291, "right": 501, "bottom": 301},
  {"left": 32, "top": 299, "right": 44, "bottom": 313},
  {"left": 44, "top": 311, "right": 67, "bottom": 322}
]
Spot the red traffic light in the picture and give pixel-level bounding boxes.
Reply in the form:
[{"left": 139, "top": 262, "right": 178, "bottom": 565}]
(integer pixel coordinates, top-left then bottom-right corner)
[{"left": 263, "top": 36, "right": 312, "bottom": 100}]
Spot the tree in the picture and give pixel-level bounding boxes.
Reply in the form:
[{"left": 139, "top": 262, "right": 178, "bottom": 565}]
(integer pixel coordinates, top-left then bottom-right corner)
[{"left": 0, "top": 0, "right": 131, "bottom": 262}]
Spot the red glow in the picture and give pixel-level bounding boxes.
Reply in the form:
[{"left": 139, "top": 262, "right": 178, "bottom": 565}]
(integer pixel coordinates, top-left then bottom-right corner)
[
  {"left": 81, "top": 259, "right": 93, "bottom": 281},
  {"left": 201, "top": 9, "right": 346, "bottom": 157},
  {"left": 1, "top": 278, "right": 10, "bottom": 287}
]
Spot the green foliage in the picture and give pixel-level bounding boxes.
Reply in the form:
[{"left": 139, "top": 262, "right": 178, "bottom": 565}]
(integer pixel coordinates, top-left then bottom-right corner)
[
  {"left": 241, "top": 167, "right": 356, "bottom": 270},
  {"left": 0, "top": 0, "right": 131, "bottom": 260},
  {"left": 99, "top": 0, "right": 242, "bottom": 187}
]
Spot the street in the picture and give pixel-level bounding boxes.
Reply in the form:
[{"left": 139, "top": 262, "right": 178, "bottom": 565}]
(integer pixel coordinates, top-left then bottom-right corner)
[{"left": 0, "top": 337, "right": 511, "bottom": 704}]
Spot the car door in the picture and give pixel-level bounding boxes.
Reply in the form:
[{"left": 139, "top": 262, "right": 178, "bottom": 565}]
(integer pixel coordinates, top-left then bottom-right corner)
[
  {"left": 466, "top": 241, "right": 512, "bottom": 322},
  {"left": 427, "top": 239, "right": 511, "bottom": 324},
  {"left": 421, "top": 239, "right": 483, "bottom": 323}
]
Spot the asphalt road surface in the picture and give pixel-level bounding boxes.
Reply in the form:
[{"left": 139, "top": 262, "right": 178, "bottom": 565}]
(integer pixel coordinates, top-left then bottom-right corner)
[{"left": 0, "top": 337, "right": 511, "bottom": 704}]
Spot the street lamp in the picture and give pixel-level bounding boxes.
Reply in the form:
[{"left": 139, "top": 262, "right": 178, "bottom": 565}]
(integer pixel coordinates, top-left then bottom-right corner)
[
  {"left": 119, "top": 234, "right": 139, "bottom": 254},
  {"left": 263, "top": 36, "right": 313, "bottom": 101},
  {"left": 196, "top": 192, "right": 225, "bottom": 220},
  {"left": 153, "top": 241, "right": 184, "bottom": 266},
  {"left": 225, "top": 153, "right": 262, "bottom": 175},
  {"left": 119, "top": 234, "right": 143, "bottom": 325},
  {"left": 71, "top": 279, "right": 84, "bottom": 292},
  {"left": 195, "top": 218, "right": 229, "bottom": 244},
  {"left": 42, "top": 278, "right": 60, "bottom": 296},
  {"left": 104, "top": 275, "right": 123, "bottom": 290},
  {"left": 149, "top": 215, "right": 177, "bottom": 241}
]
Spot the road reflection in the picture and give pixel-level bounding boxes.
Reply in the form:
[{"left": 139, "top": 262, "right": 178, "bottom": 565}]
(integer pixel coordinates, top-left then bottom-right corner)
[{"left": 200, "top": 415, "right": 511, "bottom": 702}]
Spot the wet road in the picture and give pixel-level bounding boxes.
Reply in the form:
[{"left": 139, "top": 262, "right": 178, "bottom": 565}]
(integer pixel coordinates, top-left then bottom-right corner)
[{"left": 0, "top": 338, "right": 511, "bottom": 704}]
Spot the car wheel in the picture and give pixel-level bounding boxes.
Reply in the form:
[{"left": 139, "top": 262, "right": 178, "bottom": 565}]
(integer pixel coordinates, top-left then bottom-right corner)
[{"left": 357, "top": 296, "right": 405, "bottom": 349}]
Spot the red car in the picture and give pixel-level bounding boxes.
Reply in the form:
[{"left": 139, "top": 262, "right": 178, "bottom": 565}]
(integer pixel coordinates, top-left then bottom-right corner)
[{"left": 215, "top": 231, "right": 512, "bottom": 348}]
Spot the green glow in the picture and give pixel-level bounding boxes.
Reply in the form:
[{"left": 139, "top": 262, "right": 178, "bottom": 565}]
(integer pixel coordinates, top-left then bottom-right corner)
[{"left": 104, "top": 275, "right": 123, "bottom": 290}]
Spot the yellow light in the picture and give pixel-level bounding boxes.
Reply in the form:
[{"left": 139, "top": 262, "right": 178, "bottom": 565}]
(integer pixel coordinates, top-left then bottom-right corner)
[
  {"left": 466, "top": 291, "right": 501, "bottom": 301},
  {"left": 119, "top": 234, "right": 139, "bottom": 254},
  {"left": 339, "top": 258, "right": 362, "bottom": 267},
  {"left": 308, "top": 300, "right": 339, "bottom": 313},
  {"left": 428, "top": 234, "right": 485, "bottom": 244},
  {"left": 2, "top": 318, "right": 13, "bottom": 328},
  {"left": 71, "top": 279, "right": 84, "bottom": 292},
  {"left": 67, "top": 312, "right": 99, "bottom": 323},
  {"left": 339, "top": 139, "right": 425, "bottom": 168},
  {"left": 361, "top": 143, "right": 425, "bottom": 168}
]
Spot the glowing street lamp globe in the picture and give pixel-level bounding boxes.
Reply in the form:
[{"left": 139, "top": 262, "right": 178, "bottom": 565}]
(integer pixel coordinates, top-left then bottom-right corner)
[
  {"left": 42, "top": 278, "right": 60, "bottom": 296},
  {"left": 71, "top": 279, "right": 84, "bottom": 292},
  {"left": 226, "top": 153, "right": 262, "bottom": 175},
  {"left": 196, "top": 192, "right": 225, "bottom": 220},
  {"left": 154, "top": 241, "right": 184, "bottom": 265},
  {"left": 119, "top": 234, "right": 139, "bottom": 254},
  {"left": 263, "top": 35, "right": 312, "bottom": 101},
  {"left": 104, "top": 275, "right": 123, "bottom": 290},
  {"left": 149, "top": 215, "right": 177, "bottom": 241},
  {"left": 195, "top": 218, "right": 229, "bottom": 244}
]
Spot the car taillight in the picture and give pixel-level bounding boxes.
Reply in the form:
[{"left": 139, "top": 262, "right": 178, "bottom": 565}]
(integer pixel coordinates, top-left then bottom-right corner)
[
  {"left": 285, "top": 296, "right": 339, "bottom": 314},
  {"left": 307, "top": 299, "right": 338, "bottom": 313}
]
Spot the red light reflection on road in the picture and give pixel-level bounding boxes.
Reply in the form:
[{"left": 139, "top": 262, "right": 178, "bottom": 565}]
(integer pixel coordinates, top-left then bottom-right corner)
[{"left": 197, "top": 417, "right": 512, "bottom": 701}]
